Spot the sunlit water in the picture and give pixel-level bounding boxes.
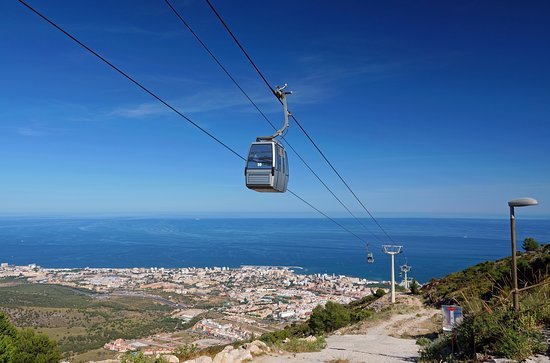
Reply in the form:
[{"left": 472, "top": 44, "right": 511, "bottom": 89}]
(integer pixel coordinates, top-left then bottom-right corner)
[{"left": 0, "top": 218, "right": 548, "bottom": 283}]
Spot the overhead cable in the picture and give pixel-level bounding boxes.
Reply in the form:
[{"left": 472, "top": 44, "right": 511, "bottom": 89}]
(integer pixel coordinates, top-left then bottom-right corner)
[
  {"left": 204, "top": 0, "right": 396, "bottom": 244},
  {"left": 163, "top": 0, "right": 383, "bottom": 244},
  {"left": 17, "top": 0, "right": 366, "bottom": 245}
]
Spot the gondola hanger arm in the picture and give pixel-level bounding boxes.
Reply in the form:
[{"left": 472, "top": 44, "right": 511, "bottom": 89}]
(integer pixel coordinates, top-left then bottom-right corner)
[{"left": 257, "top": 84, "right": 291, "bottom": 141}]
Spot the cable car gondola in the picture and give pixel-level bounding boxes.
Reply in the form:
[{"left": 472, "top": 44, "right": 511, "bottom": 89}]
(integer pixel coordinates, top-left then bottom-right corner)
[
  {"left": 246, "top": 141, "right": 288, "bottom": 192},
  {"left": 366, "top": 243, "right": 375, "bottom": 263},
  {"left": 367, "top": 252, "right": 375, "bottom": 263},
  {"left": 246, "top": 85, "right": 291, "bottom": 193}
]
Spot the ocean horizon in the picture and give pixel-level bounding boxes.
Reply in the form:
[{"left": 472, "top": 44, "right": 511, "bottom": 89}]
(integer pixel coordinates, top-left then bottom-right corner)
[{"left": 0, "top": 217, "right": 548, "bottom": 283}]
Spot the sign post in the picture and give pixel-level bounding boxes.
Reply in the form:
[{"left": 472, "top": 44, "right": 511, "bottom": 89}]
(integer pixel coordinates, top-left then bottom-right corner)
[{"left": 442, "top": 305, "right": 463, "bottom": 332}]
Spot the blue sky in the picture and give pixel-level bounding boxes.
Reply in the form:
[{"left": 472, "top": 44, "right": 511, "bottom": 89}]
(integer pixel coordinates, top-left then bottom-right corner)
[{"left": 1, "top": 0, "right": 549, "bottom": 218}]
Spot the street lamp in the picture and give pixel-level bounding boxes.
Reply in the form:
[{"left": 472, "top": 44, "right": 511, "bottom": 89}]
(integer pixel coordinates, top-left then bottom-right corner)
[{"left": 508, "top": 197, "right": 538, "bottom": 312}]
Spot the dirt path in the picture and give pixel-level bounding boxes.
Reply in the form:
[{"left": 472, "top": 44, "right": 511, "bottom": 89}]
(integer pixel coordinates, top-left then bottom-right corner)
[{"left": 256, "top": 299, "right": 438, "bottom": 363}]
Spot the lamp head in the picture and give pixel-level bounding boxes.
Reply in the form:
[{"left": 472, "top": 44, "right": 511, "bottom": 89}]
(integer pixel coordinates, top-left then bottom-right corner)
[{"left": 508, "top": 198, "right": 538, "bottom": 208}]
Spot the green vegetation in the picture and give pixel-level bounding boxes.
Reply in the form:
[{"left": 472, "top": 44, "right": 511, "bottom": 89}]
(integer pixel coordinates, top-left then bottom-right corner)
[
  {"left": 309, "top": 302, "right": 351, "bottom": 335},
  {"left": 69, "top": 347, "right": 117, "bottom": 363},
  {"left": 422, "top": 244, "right": 549, "bottom": 306},
  {"left": 0, "top": 312, "right": 62, "bottom": 362},
  {"left": 0, "top": 281, "right": 93, "bottom": 309},
  {"left": 274, "top": 336, "right": 327, "bottom": 353},
  {"left": 0, "top": 280, "right": 180, "bottom": 358},
  {"left": 420, "top": 244, "right": 549, "bottom": 361},
  {"left": 415, "top": 336, "right": 431, "bottom": 347},
  {"left": 120, "top": 351, "right": 168, "bottom": 363},
  {"left": 58, "top": 316, "right": 179, "bottom": 353},
  {"left": 174, "top": 343, "right": 200, "bottom": 360},
  {"left": 410, "top": 279, "right": 420, "bottom": 295},
  {"left": 523, "top": 237, "right": 540, "bottom": 252},
  {"left": 260, "top": 293, "right": 380, "bottom": 346},
  {"left": 455, "top": 301, "right": 548, "bottom": 360}
]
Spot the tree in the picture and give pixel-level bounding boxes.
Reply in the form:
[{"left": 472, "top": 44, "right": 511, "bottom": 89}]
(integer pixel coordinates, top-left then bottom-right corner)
[
  {"left": 11, "top": 329, "right": 62, "bottom": 363},
  {"left": 374, "top": 288, "right": 386, "bottom": 298},
  {"left": 308, "top": 305, "right": 327, "bottom": 335},
  {"left": 522, "top": 237, "right": 539, "bottom": 252},
  {"left": 324, "top": 301, "right": 351, "bottom": 332},
  {"left": 0, "top": 312, "right": 61, "bottom": 363},
  {"left": 410, "top": 279, "right": 420, "bottom": 295},
  {"left": 308, "top": 302, "right": 351, "bottom": 335}
]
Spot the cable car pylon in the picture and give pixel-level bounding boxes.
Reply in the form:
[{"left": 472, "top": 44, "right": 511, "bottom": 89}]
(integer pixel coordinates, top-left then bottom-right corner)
[
  {"left": 400, "top": 261, "right": 411, "bottom": 290},
  {"left": 383, "top": 245, "right": 403, "bottom": 303},
  {"left": 245, "top": 85, "right": 292, "bottom": 192}
]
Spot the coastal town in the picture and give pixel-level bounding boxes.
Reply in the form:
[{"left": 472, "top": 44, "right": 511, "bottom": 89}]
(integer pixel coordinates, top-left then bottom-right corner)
[{"left": 0, "top": 263, "right": 385, "bottom": 356}]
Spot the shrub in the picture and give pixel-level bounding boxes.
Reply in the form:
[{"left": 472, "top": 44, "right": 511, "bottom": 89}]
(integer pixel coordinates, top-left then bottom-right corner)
[
  {"left": 419, "top": 334, "right": 452, "bottom": 361},
  {"left": 175, "top": 343, "right": 199, "bottom": 360},
  {"left": 456, "top": 309, "right": 547, "bottom": 361},
  {"left": 276, "top": 336, "right": 326, "bottom": 353},
  {"left": 120, "top": 351, "right": 168, "bottom": 363},
  {"left": 416, "top": 337, "right": 431, "bottom": 347},
  {"left": 522, "top": 237, "right": 539, "bottom": 252},
  {"left": 410, "top": 279, "right": 420, "bottom": 295}
]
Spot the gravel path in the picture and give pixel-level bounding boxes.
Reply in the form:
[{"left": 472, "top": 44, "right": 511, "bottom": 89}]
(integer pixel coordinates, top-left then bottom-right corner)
[{"left": 256, "top": 311, "right": 425, "bottom": 363}]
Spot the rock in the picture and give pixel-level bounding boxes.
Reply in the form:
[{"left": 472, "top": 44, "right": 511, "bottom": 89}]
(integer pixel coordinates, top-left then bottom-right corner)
[
  {"left": 524, "top": 355, "right": 550, "bottom": 363},
  {"left": 243, "top": 340, "right": 269, "bottom": 356},
  {"left": 234, "top": 348, "right": 252, "bottom": 362},
  {"left": 212, "top": 345, "right": 235, "bottom": 363},
  {"left": 251, "top": 340, "right": 269, "bottom": 351},
  {"left": 161, "top": 355, "right": 180, "bottom": 363},
  {"left": 212, "top": 346, "right": 253, "bottom": 363},
  {"left": 183, "top": 356, "right": 212, "bottom": 363},
  {"left": 302, "top": 335, "right": 317, "bottom": 342},
  {"left": 212, "top": 351, "right": 232, "bottom": 363},
  {"left": 245, "top": 343, "right": 261, "bottom": 356}
]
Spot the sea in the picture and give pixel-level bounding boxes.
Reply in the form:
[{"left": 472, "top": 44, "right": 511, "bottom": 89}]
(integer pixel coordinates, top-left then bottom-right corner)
[{"left": 0, "top": 218, "right": 548, "bottom": 283}]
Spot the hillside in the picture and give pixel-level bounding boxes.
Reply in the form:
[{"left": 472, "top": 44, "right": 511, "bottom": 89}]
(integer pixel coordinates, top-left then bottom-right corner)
[
  {"left": 422, "top": 243, "right": 550, "bottom": 307},
  {"left": 420, "top": 244, "right": 550, "bottom": 361}
]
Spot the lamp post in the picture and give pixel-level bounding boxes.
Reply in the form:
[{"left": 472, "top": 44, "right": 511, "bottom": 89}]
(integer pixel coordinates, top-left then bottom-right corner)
[{"left": 508, "top": 197, "right": 538, "bottom": 312}]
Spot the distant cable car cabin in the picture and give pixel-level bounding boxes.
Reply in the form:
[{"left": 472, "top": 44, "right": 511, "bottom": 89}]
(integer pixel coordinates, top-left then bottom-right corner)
[
  {"left": 367, "top": 252, "right": 375, "bottom": 264},
  {"left": 366, "top": 244, "right": 374, "bottom": 263},
  {"left": 246, "top": 85, "right": 291, "bottom": 193}
]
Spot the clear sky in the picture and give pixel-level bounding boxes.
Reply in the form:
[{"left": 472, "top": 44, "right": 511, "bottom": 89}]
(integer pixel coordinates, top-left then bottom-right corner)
[{"left": 1, "top": 0, "right": 549, "bottom": 218}]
